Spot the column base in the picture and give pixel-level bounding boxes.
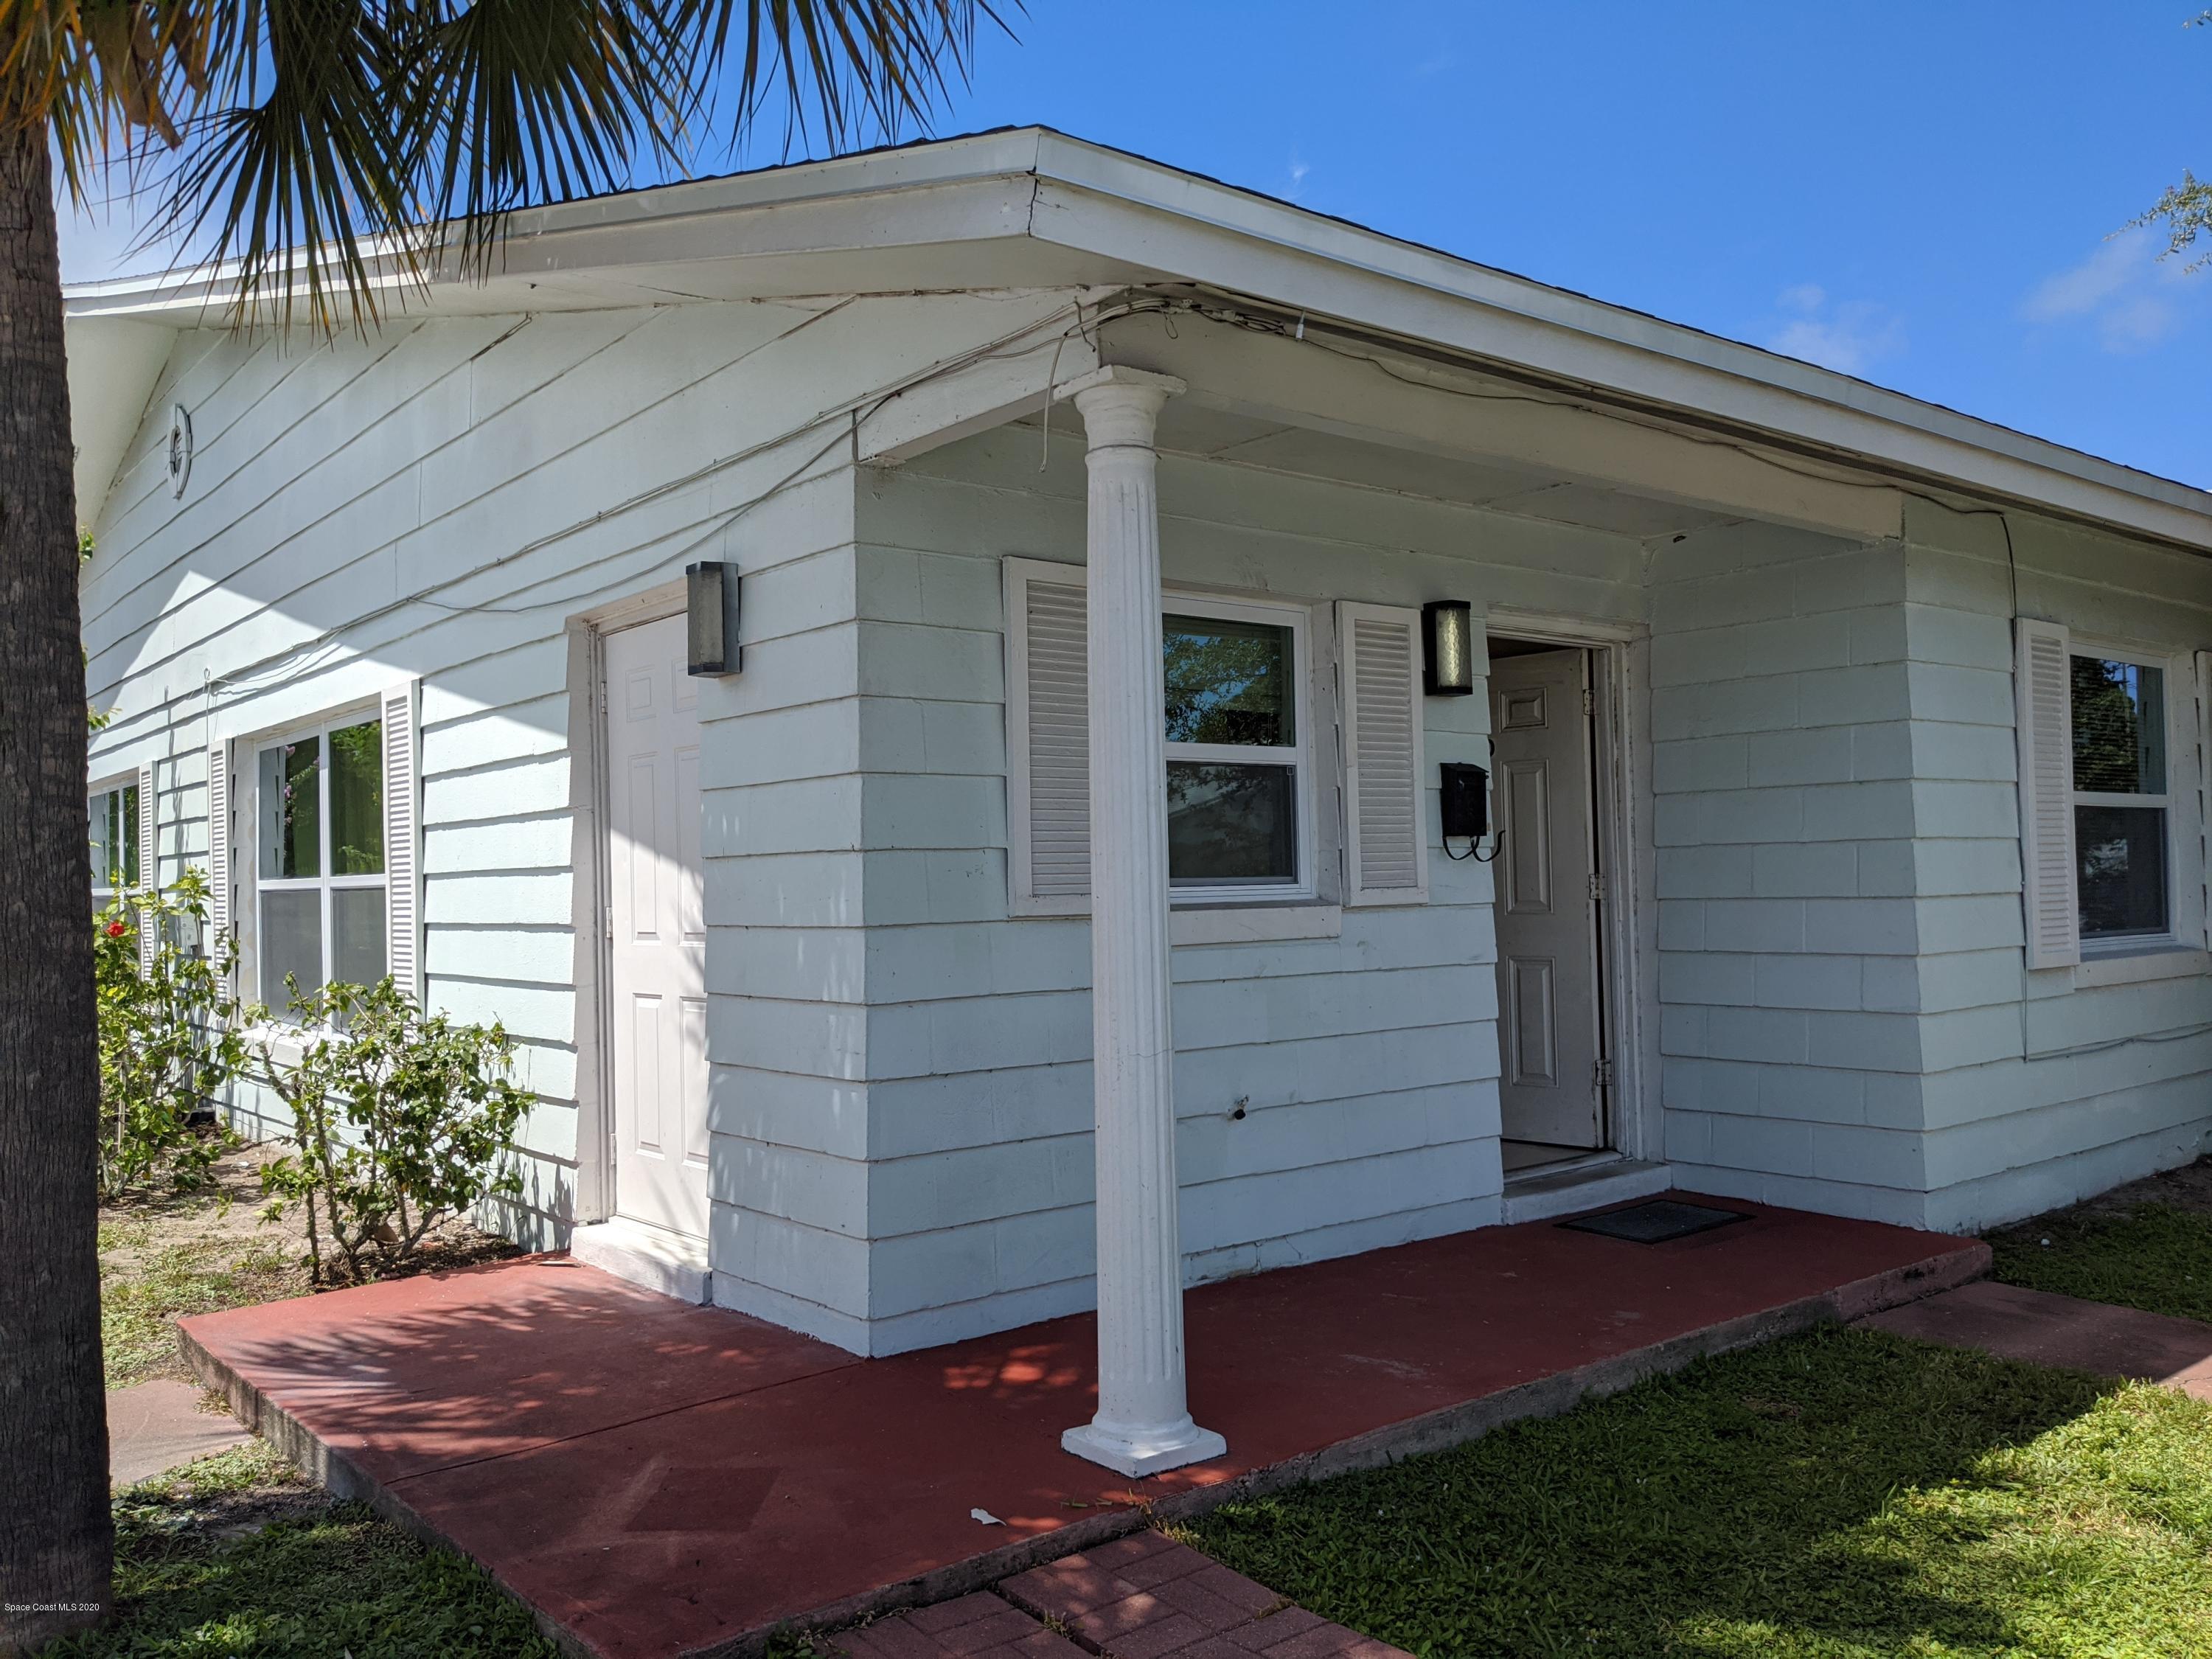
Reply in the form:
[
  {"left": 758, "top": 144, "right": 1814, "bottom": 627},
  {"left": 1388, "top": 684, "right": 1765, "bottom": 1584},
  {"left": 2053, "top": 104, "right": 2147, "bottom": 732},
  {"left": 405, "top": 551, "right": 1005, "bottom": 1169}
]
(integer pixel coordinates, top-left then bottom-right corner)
[{"left": 1062, "top": 1416, "right": 1228, "bottom": 1478}]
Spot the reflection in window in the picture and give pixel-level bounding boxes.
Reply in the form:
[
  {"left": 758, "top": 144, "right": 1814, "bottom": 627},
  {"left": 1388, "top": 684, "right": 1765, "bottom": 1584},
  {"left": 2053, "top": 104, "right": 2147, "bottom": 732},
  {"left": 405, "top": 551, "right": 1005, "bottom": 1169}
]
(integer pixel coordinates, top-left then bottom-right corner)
[
  {"left": 2070, "top": 654, "right": 2170, "bottom": 944},
  {"left": 257, "top": 719, "right": 386, "bottom": 1011},
  {"left": 2075, "top": 806, "right": 2168, "bottom": 939},
  {"left": 2071, "top": 657, "right": 2164, "bottom": 795},
  {"left": 88, "top": 782, "right": 141, "bottom": 897},
  {"left": 328, "top": 720, "right": 385, "bottom": 874},
  {"left": 1161, "top": 606, "right": 1304, "bottom": 893},
  {"left": 260, "top": 739, "right": 321, "bottom": 880},
  {"left": 1164, "top": 613, "right": 1294, "bottom": 746},
  {"left": 1168, "top": 762, "right": 1297, "bottom": 885}
]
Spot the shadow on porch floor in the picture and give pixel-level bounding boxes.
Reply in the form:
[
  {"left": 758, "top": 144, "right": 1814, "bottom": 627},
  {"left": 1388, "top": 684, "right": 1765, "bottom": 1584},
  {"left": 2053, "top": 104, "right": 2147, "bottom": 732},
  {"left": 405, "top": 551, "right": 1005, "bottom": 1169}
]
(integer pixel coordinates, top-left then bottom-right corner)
[{"left": 178, "top": 1194, "right": 1986, "bottom": 1659}]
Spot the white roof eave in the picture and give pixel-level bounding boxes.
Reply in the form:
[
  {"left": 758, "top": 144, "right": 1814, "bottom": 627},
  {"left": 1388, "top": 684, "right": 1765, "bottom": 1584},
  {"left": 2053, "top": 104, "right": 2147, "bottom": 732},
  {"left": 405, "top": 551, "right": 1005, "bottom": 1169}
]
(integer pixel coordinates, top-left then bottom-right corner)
[{"left": 60, "top": 124, "right": 2212, "bottom": 552}]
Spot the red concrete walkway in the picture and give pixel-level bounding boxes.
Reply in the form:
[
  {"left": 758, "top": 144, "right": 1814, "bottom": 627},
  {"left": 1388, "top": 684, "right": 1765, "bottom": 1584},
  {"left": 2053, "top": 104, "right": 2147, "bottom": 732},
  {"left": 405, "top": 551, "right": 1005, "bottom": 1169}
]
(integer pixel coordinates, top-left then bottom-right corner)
[
  {"left": 1861, "top": 1279, "right": 2212, "bottom": 1398},
  {"left": 839, "top": 1533, "right": 1410, "bottom": 1659},
  {"left": 180, "top": 1195, "right": 1985, "bottom": 1659}
]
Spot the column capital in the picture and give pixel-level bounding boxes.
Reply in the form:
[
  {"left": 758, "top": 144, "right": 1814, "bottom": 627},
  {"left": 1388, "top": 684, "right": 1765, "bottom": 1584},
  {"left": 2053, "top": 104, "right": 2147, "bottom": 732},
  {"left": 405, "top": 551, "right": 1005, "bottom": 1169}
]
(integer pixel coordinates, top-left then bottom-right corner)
[{"left": 1060, "top": 366, "right": 1186, "bottom": 451}]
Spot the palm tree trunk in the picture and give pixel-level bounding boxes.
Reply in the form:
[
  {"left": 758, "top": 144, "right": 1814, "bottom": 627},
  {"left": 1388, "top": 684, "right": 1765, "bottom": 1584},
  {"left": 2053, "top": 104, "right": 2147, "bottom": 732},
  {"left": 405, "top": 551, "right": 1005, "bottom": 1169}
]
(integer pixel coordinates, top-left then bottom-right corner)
[{"left": 0, "top": 125, "right": 113, "bottom": 1652}]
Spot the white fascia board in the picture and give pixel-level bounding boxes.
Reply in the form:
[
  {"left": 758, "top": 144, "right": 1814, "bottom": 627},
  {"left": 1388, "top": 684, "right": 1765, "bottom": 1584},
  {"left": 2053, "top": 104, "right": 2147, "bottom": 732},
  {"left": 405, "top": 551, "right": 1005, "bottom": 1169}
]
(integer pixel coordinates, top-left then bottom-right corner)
[
  {"left": 58, "top": 130, "right": 1066, "bottom": 323},
  {"left": 60, "top": 125, "right": 2212, "bottom": 550},
  {"left": 1020, "top": 133, "right": 2212, "bottom": 551}
]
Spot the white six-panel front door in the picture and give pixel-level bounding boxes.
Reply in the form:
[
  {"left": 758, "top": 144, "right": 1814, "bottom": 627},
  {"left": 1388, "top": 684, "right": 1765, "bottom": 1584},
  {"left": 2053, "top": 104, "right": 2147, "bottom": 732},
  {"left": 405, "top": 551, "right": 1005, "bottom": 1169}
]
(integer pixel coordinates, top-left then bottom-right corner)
[
  {"left": 1489, "top": 647, "right": 1604, "bottom": 1150},
  {"left": 604, "top": 614, "right": 711, "bottom": 1240}
]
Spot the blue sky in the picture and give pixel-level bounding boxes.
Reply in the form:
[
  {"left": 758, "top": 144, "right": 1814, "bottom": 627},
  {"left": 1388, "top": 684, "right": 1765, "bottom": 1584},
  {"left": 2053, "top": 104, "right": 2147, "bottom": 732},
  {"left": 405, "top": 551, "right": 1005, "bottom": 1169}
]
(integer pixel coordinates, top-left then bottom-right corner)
[{"left": 59, "top": 1, "right": 2212, "bottom": 487}]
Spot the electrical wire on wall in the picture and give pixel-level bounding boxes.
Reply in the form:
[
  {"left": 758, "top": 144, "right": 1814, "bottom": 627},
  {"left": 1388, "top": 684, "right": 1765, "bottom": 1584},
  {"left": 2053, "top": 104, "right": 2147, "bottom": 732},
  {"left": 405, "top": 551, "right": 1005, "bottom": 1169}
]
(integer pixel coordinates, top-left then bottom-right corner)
[
  {"left": 181, "top": 291, "right": 1150, "bottom": 721},
  {"left": 133, "top": 276, "right": 2057, "bottom": 745}
]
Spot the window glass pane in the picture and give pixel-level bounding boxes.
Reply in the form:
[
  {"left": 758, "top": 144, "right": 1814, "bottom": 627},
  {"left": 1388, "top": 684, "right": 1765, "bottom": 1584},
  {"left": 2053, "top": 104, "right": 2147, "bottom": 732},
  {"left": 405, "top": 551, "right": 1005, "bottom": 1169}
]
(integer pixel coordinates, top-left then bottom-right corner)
[
  {"left": 331, "top": 886, "right": 388, "bottom": 990},
  {"left": 88, "top": 792, "right": 113, "bottom": 891},
  {"left": 259, "top": 738, "right": 321, "bottom": 880},
  {"left": 328, "top": 720, "right": 384, "bottom": 875},
  {"left": 1164, "top": 613, "right": 1294, "bottom": 747},
  {"left": 2076, "top": 804, "right": 2168, "bottom": 939},
  {"left": 122, "top": 784, "right": 140, "bottom": 888},
  {"left": 2071, "top": 657, "right": 2165, "bottom": 795},
  {"left": 1167, "top": 762, "right": 1297, "bottom": 886},
  {"left": 261, "top": 888, "right": 324, "bottom": 1010}
]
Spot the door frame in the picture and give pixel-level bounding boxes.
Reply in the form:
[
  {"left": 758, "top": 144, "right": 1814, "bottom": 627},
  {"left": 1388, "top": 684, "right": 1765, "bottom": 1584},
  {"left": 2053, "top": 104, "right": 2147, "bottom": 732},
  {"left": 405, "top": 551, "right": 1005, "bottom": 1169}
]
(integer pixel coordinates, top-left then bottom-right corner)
[
  {"left": 1484, "top": 606, "right": 1658, "bottom": 1168},
  {"left": 566, "top": 580, "right": 689, "bottom": 1229}
]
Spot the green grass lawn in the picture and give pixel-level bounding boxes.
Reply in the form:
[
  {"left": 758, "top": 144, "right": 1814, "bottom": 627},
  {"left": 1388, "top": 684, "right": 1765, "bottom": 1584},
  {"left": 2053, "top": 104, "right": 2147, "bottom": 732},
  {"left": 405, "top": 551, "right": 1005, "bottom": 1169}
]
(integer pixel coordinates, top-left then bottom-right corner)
[
  {"left": 43, "top": 1442, "right": 559, "bottom": 1659},
  {"left": 1989, "top": 1201, "right": 2212, "bottom": 1326},
  {"left": 1182, "top": 1327, "right": 2212, "bottom": 1659}
]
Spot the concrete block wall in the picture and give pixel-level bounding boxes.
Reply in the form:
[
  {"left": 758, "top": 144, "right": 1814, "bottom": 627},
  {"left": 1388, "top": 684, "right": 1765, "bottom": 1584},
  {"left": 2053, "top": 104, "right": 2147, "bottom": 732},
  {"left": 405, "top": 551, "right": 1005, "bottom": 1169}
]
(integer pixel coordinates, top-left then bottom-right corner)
[{"left": 1646, "top": 521, "right": 1941, "bottom": 1224}]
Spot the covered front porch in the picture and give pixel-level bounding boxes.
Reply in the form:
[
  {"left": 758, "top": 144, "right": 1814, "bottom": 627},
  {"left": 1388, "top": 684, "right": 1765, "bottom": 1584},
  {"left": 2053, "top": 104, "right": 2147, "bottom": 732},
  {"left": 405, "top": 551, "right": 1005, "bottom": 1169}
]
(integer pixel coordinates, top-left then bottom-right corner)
[{"left": 180, "top": 1195, "right": 1985, "bottom": 1659}]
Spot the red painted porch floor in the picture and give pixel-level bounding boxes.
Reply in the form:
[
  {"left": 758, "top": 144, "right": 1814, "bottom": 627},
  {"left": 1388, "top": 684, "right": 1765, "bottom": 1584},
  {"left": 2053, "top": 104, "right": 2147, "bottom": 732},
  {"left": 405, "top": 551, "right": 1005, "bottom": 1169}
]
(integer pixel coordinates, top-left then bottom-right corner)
[{"left": 178, "top": 1194, "right": 1988, "bottom": 1659}]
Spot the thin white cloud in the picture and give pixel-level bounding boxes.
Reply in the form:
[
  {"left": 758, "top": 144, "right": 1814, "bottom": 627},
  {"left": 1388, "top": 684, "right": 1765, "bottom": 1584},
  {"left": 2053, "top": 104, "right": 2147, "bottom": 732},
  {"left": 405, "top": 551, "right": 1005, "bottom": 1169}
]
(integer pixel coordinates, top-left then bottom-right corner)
[
  {"left": 2020, "top": 229, "right": 2203, "bottom": 355},
  {"left": 1285, "top": 158, "right": 1310, "bottom": 201},
  {"left": 1764, "top": 289, "right": 1905, "bottom": 376},
  {"left": 2021, "top": 236, "right": 2140, "bottom": 322}
]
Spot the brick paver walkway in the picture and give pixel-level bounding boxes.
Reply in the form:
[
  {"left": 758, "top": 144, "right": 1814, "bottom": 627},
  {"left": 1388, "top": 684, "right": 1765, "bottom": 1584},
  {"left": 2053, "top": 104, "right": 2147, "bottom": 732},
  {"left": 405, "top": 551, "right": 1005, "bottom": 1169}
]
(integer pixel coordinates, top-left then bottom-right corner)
[{"left": 826, "top": 1534, "right": 1408, "bottom": 1659}]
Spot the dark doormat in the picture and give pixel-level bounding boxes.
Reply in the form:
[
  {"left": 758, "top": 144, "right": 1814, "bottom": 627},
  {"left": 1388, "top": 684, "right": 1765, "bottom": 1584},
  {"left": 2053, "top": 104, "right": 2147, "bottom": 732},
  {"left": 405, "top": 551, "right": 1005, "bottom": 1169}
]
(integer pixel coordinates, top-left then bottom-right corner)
[{"left": 1561, "top": 1200, "right": 1750, "bottom": 1245}]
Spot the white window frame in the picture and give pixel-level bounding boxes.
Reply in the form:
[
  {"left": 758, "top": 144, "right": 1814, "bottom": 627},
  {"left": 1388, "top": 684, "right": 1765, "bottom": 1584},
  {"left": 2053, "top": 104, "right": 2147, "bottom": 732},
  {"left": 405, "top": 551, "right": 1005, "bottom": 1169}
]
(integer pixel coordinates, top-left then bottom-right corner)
[
  {"left": 2069, "top": 638, "right": 2202, "bottom": 959},
  {"left": 1162, "top": 591, "right": 1319, "bottom": 908},
  {"left": 88, "top": 774, "right": 141, "bottom": 905},
  {"left": 248, "top": 706, "right": 389, "bottom": 1014}
]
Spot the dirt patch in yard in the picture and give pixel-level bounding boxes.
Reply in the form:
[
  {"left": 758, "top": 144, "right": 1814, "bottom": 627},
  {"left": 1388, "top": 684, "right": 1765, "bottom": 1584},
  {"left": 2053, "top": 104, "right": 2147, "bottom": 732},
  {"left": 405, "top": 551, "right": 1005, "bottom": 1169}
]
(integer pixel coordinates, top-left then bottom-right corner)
[
  {"left": 102, "top": 1138, "right": 518, "bottom": 1388},
  {"left": 1986, "top": 1155, "right": 2212, "bottom": 1326},
  {"left": 2038, "top": 1155, "right": 2212, "bottom": 1222}
]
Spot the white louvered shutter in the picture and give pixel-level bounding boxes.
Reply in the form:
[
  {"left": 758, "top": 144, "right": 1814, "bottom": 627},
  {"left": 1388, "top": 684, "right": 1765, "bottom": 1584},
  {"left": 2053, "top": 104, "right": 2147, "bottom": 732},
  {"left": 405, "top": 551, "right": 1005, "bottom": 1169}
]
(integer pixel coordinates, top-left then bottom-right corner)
[
  {"left": 2198, "top": 651, "right": 2212, "bottom": 950},
  {"left": 1340, "top": 602, "right": 1427, "bottom": 905},
  {"left": 2015, "top": 617, "right": 2079, "bottom": 969},
  {"left": 382, "top": 678, "right": 422, "bottom": 1002},
  {"left": 1006, "top": 562, "right": 1091, "bottom": 914},
  {"left": 206, "top": 739, "right": 231, "bottom": 985},
  {"left": 137, "top": 762, "right": 159, "bottom": 973}
]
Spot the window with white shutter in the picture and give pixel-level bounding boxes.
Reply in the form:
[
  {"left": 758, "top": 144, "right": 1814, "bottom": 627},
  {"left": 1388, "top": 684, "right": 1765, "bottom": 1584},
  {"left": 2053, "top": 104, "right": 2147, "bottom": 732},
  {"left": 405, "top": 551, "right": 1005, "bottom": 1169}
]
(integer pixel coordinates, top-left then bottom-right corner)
[
  {"left": 1339, "top": 602, "right": 1427, "bottom": 906},
  {"left": 1003, "top": 558, "right": 1321, "bottom": 914},
  {"left": 2017, "top": 619, "right": 2211, "bottom": 966},
  {"left": 251, "top": 706, "right": 396, "bottom": 1013}
]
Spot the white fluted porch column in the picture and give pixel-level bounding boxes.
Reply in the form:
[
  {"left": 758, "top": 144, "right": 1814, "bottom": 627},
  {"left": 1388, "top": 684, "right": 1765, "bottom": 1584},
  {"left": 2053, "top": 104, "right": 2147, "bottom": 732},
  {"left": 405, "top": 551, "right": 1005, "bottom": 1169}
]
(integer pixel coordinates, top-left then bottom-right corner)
[{"left": 1058, "top": 366, "right": 1226, "bottom": 1478}]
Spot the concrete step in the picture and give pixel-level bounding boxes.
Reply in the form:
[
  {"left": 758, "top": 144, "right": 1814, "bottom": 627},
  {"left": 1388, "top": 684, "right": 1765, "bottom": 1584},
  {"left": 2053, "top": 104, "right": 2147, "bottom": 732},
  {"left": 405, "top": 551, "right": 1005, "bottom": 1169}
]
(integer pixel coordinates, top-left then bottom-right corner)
[{"left": 568, "top": 1218, "right": 711, "bottom": 1304}]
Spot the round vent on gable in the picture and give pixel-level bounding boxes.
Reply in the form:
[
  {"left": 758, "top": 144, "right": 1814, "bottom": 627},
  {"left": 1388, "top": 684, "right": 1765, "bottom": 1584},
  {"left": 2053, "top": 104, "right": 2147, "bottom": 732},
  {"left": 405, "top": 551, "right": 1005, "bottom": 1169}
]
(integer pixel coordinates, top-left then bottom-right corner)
[{"left": 167, "top": 404, "right": 193, "bottom": 498}]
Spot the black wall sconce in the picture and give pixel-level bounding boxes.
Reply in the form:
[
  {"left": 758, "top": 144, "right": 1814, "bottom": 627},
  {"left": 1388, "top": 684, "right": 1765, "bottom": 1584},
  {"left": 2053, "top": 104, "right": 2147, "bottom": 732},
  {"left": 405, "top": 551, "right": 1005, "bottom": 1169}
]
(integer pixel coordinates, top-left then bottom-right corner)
[
  {"left": 1422, "top": 599, "right": 1475, "bottom": 696},
  {"left": 686, "top": 561, "right": 742, "bottom": 677}
]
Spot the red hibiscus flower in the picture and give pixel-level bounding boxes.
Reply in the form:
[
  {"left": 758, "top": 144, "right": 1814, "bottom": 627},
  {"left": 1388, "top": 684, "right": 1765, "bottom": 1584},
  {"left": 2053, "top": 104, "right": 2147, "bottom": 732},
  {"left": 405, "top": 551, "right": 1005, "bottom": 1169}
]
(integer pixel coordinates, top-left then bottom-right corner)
[{"left": 105, "top": 919, "right": 128, "bottom": 939}]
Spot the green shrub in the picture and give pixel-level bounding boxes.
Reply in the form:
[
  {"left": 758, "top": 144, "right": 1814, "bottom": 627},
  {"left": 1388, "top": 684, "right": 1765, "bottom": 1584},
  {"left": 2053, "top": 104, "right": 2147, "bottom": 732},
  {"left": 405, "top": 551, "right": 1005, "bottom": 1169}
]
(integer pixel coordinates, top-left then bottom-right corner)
[
  {"left": 253, "top": 978, "right": 530, "bottom": 1285},
  {"left": 94, "top": 871, "right": 248, "bottom": 1199}
]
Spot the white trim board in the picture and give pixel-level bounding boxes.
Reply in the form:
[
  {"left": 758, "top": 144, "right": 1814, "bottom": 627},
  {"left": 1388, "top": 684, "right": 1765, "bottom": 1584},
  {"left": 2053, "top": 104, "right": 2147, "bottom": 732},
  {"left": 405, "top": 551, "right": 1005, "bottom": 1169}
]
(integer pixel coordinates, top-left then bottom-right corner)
[{"left": 67, "top": 128, "right": 2212, "bottom": 555}]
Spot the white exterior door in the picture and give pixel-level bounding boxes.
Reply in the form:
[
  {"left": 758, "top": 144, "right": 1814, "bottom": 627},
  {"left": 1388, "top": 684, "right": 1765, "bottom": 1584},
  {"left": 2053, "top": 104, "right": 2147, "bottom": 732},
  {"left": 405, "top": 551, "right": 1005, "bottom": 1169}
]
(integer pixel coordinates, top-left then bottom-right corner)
[
  {"left": 604, "top": 615, "right": 711, "bottom": 1239},
  {"left": 1490, "top": 648, "right": 1604, "bottom": 1150}
]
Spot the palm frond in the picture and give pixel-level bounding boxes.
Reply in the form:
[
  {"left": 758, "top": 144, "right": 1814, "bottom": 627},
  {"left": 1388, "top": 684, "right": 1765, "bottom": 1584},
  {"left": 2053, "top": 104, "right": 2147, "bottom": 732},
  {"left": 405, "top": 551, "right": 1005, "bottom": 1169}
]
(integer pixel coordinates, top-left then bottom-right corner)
[
  {"left": 9, "top": 0, "right": 1007, "bottom": 333},
  {"left": 400, "top": 0, "right": 700, "bottom": 274}
]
